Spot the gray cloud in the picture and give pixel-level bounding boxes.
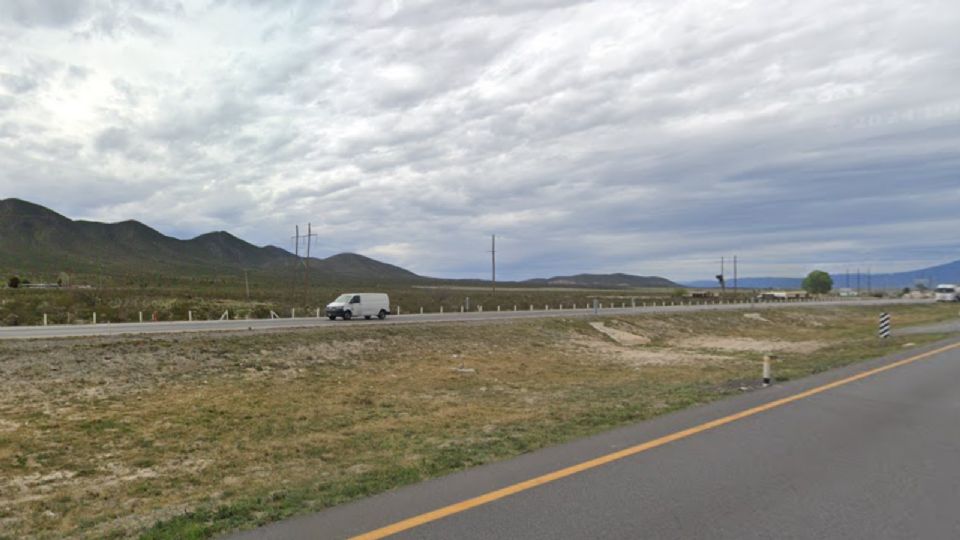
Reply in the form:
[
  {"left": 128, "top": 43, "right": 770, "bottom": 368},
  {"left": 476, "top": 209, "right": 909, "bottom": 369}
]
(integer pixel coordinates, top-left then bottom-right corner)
[
  {"left": 1, "top": 0, "right": 959, "bottom": 281},
  {"left": 0, "top": 0, "right": 90, "bottom": 28}
]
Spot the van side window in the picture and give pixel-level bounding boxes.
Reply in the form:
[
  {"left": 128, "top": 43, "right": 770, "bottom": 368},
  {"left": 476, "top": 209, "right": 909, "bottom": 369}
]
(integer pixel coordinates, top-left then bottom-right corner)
[{"left": 351, "top": 295, "right": 361, "bottom": 303}]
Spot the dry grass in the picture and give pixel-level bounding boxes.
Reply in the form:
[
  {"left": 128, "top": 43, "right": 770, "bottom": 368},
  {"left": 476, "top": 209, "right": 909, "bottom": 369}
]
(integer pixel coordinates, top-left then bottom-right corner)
[{"left": 0, "top": 304, "right": 956, "bottom": 539}]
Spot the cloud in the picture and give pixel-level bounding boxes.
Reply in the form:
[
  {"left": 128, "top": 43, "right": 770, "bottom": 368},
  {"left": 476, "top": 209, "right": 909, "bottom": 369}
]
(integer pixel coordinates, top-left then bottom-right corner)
[
  {"left": 0, "top": 0, "right": 90, "bottom": 28},
  {"left": 1, "top": 0, "right": 959, "bottom": 281}
]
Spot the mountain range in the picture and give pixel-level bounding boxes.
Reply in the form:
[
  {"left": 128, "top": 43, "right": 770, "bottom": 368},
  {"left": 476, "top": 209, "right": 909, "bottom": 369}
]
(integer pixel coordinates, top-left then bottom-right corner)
[
  {"left": 523, "top": 273, "right": 678, "bottom": 289},
  {"left": 0, "top": 198, "right": 421, "bottom": 283},
  {"left": 0, "top": 198, "right": 678, "bottom": 288},
  {"left": 685, "top": 262, "right": 960, "bottom": 291},
  {"left": 9, "top": 198, "right": 953, "bottom": 290}
]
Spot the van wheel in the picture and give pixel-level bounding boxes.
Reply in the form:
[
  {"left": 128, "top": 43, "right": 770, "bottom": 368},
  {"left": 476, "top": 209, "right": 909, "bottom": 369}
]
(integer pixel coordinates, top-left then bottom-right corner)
[
  {"left": 343, "top": 311, "right": 352, "bottom": 320},
  {"left": 364, "top": 315, "right": 372, "bottom": 320},
  {"left": 378, "top": 310, "right": 387, "bottom": 320},
  {"left": 328, "top": 315, "right": 337, "bottom": 321}
]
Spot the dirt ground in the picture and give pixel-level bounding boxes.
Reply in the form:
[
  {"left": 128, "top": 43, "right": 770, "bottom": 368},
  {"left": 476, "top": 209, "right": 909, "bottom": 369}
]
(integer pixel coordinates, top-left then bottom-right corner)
[{"left": 0, "top": 304, "right": 956, "bottom": 539}]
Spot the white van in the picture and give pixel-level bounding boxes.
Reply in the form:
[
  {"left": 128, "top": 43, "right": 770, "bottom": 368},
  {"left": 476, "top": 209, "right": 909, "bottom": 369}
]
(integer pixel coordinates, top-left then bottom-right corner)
[
  {"left": 325, "top": 293, "right": 391, "bottom": 320},
  {"left": 934, "top": 284, "right": 959, "bottom": 302}
]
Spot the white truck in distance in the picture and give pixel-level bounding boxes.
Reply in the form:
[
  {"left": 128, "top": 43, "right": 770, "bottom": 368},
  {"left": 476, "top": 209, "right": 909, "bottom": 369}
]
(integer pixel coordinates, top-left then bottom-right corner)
[
  {"left": 934, "top": 284, "right": 960, "bottom": 302},
  {"left": 325, "top": 293, "right": 391, "bottom": 320}
]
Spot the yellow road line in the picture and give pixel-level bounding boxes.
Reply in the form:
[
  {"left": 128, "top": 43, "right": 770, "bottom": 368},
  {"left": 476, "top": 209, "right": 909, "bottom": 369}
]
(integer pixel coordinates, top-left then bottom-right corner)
[{"left": 351, "top": 341, "right": 960, "bottom": 540}]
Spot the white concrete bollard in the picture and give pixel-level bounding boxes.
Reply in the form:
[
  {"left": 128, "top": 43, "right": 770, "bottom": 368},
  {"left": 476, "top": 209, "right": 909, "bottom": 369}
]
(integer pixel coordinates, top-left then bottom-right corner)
[
  {"left": 291, "top": 308, "right": 296, "bottom": 319},
  {"left": 530, "top": 304, "right": 533, "bottom": 311},
  {"left": 139, "top": 311, "right": 143, "bottom": 323},
  {"left": 316, "top": 308, "right": 321, "bottom": 318},
  {"left": 93, "top": 312, "right": 97, "bottom": 324},
  {"left": 514, "top": 305, "right": 517, "bottom": 311},
  {"left": 188, "top": 311, "right": 193, "bottom": 321},
  {"left": 420, "top": 307, "right": 424, "bottom": 314},
  {"left": 479, "top": 305, "right": 483, "bottom": 312},
  {"left": 763, "top": 355, "right": 773, "bottom": 386},
  {"left": 43, "top": 313, "right": 48, "bottom": 326},
  {"left": 498, "top": 305, "right": 501, "bottom": 311},
  {"left": 440, "top": 306, "right": 444, "bottom": 313}
]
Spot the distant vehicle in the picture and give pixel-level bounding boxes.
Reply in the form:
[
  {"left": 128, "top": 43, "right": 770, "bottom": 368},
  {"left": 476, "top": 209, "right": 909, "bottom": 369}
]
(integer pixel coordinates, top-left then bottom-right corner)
[
  {"left": 934, "top": 284, "right": 959, "bottom": 302},
  {"left": 756, "top": 291, "right": 808, "bottom": 301},
  {"left": 325, "top": 293, "right": 390, "bottom": 320}
]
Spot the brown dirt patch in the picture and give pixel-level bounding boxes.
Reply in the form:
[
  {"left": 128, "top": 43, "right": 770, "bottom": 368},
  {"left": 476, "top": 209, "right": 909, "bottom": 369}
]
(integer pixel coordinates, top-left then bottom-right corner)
[
  {"left": 674, "top": 336, "right": 825, "bottom": 354},
  {"left": 588, "top": 322, "right": 651, "bottom": 345}
]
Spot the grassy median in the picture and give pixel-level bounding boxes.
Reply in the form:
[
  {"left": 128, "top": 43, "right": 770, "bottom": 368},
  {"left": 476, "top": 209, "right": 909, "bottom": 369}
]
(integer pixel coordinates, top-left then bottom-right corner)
[{"left": 0, "top": 303, "right": 957, "bottom": 539}]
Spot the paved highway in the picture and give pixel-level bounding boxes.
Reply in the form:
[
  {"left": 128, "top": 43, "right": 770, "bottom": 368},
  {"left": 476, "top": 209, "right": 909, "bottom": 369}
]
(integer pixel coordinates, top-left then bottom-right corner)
[
  {"left": 228, "top": 336, "right": 960, "bottom": 540},
  {"left": 0, "top": 298, "right": 931, "bottom": 339}
]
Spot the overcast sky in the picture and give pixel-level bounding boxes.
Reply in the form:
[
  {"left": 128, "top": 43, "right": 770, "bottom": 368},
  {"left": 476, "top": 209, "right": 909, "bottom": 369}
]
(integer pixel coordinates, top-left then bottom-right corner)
[{"left": 1, "top": 0, "right": 958, "bottom": 281}]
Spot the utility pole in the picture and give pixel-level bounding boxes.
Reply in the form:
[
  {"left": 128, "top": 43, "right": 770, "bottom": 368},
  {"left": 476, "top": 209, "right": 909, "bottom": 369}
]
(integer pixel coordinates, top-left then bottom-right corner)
[
  {"left": 291, "top": 226, "right": 300, "bottom": 298},
  {"left": 292, "top": 224, "right": 318, "bottom": 295},
  {"left": 733, "top": 255, "right": 738, "bottom": 295},
  {"left": 293, "top": 225, "right": 300, "bottom": 257},
  {"left": 304, "top": 223, "right": 317, "bottom": 294},
  {"left": 490, "top": 234, "right": 496, "bottom": 293}
]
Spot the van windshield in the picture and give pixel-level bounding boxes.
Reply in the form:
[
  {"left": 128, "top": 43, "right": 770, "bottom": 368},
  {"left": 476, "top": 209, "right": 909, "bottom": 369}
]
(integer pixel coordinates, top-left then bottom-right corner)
[
  {"left": 935, "top": 288, "right": 955, "bottom": 293},
  {"left": 334, "top": 294, "right": 353, "bottom": 303}
]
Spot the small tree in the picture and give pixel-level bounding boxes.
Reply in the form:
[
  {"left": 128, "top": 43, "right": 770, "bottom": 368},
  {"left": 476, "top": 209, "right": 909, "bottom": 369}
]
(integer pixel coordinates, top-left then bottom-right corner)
[
  {"left": 802, "top": 270, "right": 833, "bottom": 295},
  {"left": 7, "top": 276, "right": 20, "bottom": 288}
]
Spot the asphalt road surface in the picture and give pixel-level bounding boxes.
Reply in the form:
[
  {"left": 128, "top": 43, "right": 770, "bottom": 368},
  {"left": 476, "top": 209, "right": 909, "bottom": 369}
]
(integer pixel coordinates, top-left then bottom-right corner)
[
  {"left": 0, "top": 298, "right": 931, "bottom": 339},
  {"left": 228, "top": 336, "right": 960, "bottom": 540}
]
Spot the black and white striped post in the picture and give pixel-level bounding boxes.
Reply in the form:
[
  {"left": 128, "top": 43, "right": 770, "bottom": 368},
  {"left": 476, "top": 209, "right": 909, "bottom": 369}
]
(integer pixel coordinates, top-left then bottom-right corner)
[{"left": 879, "top": 312, "right": 892, "bottom": 339}]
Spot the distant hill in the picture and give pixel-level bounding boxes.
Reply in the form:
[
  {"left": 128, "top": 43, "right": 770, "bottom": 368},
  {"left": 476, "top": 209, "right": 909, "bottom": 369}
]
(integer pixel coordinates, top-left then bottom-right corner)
[
  {"left": 853, "top": 260, "right": 960, "bottom": 290},
  {"left": 0, "top": 198, "right": 421, "bottom": 283},
  {"left": 685, "top": 260, "right": 960, "bottom": 290},
  {"left": 684, "top": 277, "right": 803, "bottom": 289},
  {"left": 523, "top": 273, "right": 679, "bottom": 289}
]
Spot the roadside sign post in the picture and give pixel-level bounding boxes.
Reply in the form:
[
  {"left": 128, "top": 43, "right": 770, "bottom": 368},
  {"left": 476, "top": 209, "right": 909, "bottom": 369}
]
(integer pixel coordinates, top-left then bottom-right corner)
[{"left": 879, "top": 313, "right": 891, "bottom": 339}]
